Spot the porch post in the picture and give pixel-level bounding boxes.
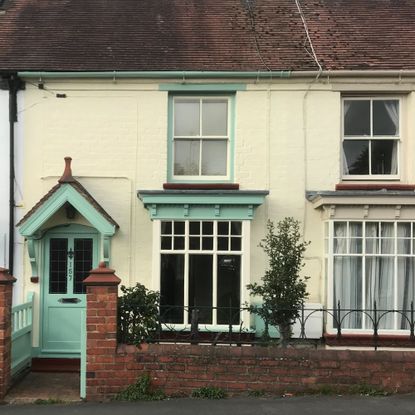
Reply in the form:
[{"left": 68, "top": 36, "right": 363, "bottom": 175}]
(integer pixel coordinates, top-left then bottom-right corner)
[
  {"left": 83, "top": 261, "right": 121, "bottom": 400},
  {"left": 0, "top": 268, "right": 16, "bottom": 399}
]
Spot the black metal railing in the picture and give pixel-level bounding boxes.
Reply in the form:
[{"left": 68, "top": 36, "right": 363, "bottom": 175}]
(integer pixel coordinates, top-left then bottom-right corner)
[{"left": 117, "top": 301, "right": 415, "bottom": 350}]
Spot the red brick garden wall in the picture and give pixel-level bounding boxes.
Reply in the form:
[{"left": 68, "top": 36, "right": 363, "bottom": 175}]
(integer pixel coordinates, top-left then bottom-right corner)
[
  {"left": 84, "top": 264, "right": 415, "bottom": 401},
  {"left": 86, "top": 343, "right": 415, "bottom": 400}
]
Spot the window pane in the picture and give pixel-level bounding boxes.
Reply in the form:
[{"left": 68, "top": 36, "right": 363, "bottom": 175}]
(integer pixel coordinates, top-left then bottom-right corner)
[
  {"left": 218, "top": 222, "right": 229, "bottom": 235},
  {"left": 161, "top": 221, "right": 172, "bottom": 235},
  {"left": 189, "top": 237, "right": 200, "bottom": 250},
  {"left": 174, "top": 221, "right": 185, "bottom": 235},
  {"left": 161, "top": 236, "right": 172, "bottom": 250},
  {"left": 371, "top": 140, "right": 397, "bottom": 175},
  {"left": 373, "top": 100, "right": 399, "bottom": 136},
  {"left": 201, "top": 140, "right": 227, "bottom": 176},
  {"left": 397, "top": 223, "right": 411, "bottom": 255},
  {"left": 189, "top": 222, "right": 200, "bottom": 235},
  {"left": 343, "top": 140, "right": 369, "bottom": 175},
  {"left": 174, "top": 236, "right": 184, "bottom": 250},
  {"left": 231, "top": 221, "right": 242, "bottom": 236},
  {"left": 202, "top": 222, "right": 213, "bottom": 235},
  {"left": 49, "top": 238, "right": 68, "bottom": 294},
  {"left": 160, "top": 254, "right": 184, "bottom": 324},
  {"left": 397, "top": 257, "right": 415, "bottom": 329},
  {"left": 366, "top": 257, "right": 394, "bottom": 329},
  {"left": 344, "top": 100, "right": 370, "bottom": 136},
  {"left": 217, "top": 255, "right": 241, "bottom": 324},
  {"left": 231, "top": 237, "right": 241, "bottom": 251},
  {"left": 202, "top": 237, "right": 213, "bottom": 250},
  {"left": 188, "top": 255, "right": 213, "bottom": 324},
  {"left": 333, "top": 256, "right": 362, "bottom": 329},
  {"left": 74, "top": 238, "right": 93, "bottom": 294},
  {"left": 174, "top": 99, "right": 200, "bottom": 136},
  {"left": 218, "top": 237, "right": 228, "bottom": 251},
  {"left": 174, "top": 140, "right": 200, "bottom": 175},
  {"left": 202, "top": 100, "right": 228, "bottom": 136}
]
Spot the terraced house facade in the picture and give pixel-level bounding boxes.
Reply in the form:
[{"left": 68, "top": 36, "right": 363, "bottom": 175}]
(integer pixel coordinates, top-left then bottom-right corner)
[{"left": 1, "top": 0, "right": 415, "bottom": 373}]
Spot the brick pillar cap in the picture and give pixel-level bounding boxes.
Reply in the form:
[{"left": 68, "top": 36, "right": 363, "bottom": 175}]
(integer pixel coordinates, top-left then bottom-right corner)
[
  {"left": 83, "top": 261, "right": 121, "bottom": 286},
  {"left": 0, "top": 268, "right": 17, "bottom": 285}
]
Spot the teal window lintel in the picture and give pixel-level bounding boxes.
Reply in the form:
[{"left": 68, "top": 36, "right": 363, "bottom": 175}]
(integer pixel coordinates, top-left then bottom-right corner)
[{"left": 138, "top": 190, "right": 268, "bottom": 220}]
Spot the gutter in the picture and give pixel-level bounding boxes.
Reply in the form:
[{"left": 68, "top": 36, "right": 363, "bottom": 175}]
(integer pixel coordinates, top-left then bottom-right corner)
[{"left": 16, "top": 69, "right": 415, "bottom": 80}]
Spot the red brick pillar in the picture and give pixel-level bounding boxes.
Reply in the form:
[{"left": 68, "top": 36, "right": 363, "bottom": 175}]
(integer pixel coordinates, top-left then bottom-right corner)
[
  {"left": 83, "top": 261, "right": 121, "bottom": 400},
  {"left": 0, "top": 268, "right": 16, "bottom": 399}
]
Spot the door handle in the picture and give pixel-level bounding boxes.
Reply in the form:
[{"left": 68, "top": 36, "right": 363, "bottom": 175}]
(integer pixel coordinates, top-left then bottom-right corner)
[{"left": 59, "top": 298, "right": 81, "bottom": 304}]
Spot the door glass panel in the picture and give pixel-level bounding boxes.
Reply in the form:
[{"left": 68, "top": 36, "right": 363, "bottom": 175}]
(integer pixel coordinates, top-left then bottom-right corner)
[
  {"left": 49, "top": 238, "right": 68, "bottom": 294},
  {"left": 74, "top": 238, "right": 93, "bottom": 294}
]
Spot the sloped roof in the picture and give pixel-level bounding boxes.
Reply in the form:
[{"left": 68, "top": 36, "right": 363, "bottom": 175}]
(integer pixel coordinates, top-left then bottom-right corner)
[{"left": 0, "top": 0, "right": 414, "bottom": 72}]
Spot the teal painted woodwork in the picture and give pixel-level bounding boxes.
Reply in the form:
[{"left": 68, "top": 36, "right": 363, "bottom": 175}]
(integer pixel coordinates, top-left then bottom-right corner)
[
  {"left": 11, "top": 292, "right": 34, "bottom": 377},
  {"left": 159, "top": 83, "right": 247, "bottom": 91},
  {"left": 80, "top": 308, "right": 86, "bottom": 399},
  {"left": 166, "top": 94, "right": 236, "bottom": 184},
  {"left": 41, "top": 225, "right": 98, "bottom": 356},
  {"left": 19, "top": 184, "right": 116, "bottom": 237},
  {"left": 138, "top": 190, "right": 268, "bottom": 220},
  {"left": 18, "top": 183, "right": 117, "bottom": 279}
]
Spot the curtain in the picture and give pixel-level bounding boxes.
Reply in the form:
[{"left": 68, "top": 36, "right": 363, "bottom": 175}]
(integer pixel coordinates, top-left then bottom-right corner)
[
  {"left": 333, "top": 223, "right": 362, "bottom": 328},
  {"left": 342, "top": 102, "right": 351, "bottom": 175},
  {"left": 365, "top": 223, "right": 394, "bottom": 329},
  {"left": 383, "top": 100, "right": 399, "bottom": 175},
  {"left": 397, "top": 224, "right": 414, "bottom": 329}
]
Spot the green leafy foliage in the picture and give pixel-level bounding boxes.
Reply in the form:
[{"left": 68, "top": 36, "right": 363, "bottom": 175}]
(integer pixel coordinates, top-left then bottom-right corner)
[
  {"left": 117, "top": 283, "right": 160, "bottom": 345},
  {"left": 115, "top": 374, "right": 165, "bottom": 401},
  {"left": 248, "top": 218, "right": 310, "bottom": 347},
  {"left": 191, "top": 386, "right": 227, "bottom": 399}
]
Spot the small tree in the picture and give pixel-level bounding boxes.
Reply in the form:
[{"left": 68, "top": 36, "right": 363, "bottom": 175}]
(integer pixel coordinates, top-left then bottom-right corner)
[
  {"left": 117, "top": 283, "right": 160, "bottom": 345},
  {"left": 247, "top": 218, "right": 310, "bottom": 347}
]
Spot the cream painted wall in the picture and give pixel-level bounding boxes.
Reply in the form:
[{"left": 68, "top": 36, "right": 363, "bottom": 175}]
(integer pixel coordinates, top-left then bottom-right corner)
[{"left": 18, "top": 78, "right": 415, "bottom": 323}]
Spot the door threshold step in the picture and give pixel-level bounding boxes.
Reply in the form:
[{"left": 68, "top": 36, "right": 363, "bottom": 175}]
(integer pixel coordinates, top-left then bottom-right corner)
[{"left": 31, "top": 358, "right": 80, "bottom": 373}]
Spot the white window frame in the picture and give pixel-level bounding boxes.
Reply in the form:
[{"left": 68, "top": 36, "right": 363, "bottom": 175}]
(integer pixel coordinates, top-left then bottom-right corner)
[
  {"left": 152, "top": 219, "right": 250, "bottom": 331},
  {"left": 171, "top": 96, "right": 231, "bottom": 181},
  {"left": 341, "top": 96, "right": 401, "bottom": 180},
  {"left": 325, "top": 219, "right": 415, "bottom": 335}
]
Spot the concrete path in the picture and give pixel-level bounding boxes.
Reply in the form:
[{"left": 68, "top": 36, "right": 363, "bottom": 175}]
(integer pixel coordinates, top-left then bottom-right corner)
[
  {"left": 5, "top": 372, "right": 80, "bottom": 405},
  {"left": 2, "top": 395, "right": 415, "bottom": 415}
]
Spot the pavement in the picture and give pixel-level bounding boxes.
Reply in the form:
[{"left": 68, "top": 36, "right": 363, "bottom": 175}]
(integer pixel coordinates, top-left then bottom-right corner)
[
  {"left": 3, "top": 372, "right": 415, "bottom": 414},
  {"left": 2, "top": 395, "right": 415, "bottom": 415}
]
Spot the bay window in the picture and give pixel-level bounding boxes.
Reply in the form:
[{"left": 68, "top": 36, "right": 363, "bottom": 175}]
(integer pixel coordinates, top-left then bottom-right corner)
[
  {"left": 342, "top": 98, "right": 400, "bottom": 178},
  {"left": 158, "top": 220, "right": 246, "bottom": 326},
  {"left": 326, "top": 221, "right": 415, "bottom": 331}
]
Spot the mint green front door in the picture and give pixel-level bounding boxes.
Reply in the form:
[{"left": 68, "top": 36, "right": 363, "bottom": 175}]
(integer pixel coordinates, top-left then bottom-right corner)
[{"left": 42, "top": 226, "right": 98, "bottom": 356}]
